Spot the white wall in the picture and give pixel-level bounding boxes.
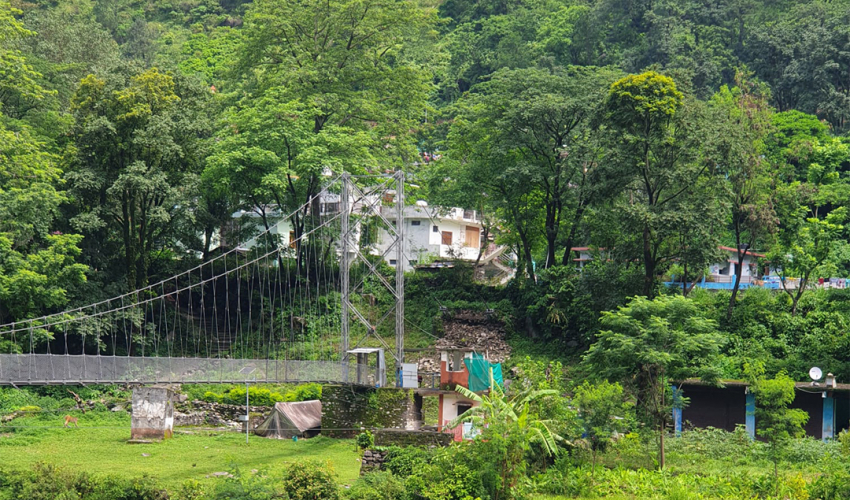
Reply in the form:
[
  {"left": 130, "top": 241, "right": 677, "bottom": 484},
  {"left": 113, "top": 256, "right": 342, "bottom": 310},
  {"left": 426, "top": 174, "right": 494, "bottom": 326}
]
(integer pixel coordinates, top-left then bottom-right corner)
[
  {"left": 373, "top": 211, "right": 484, "bottom": 271},
  {"left": 441, "top": 393, "right": 478, "bottom": 423}
]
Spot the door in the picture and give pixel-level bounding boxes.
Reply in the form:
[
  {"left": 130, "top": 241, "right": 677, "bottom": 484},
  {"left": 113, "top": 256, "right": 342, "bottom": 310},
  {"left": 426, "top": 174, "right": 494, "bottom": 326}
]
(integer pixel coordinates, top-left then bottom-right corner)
[{"left": 464, "top": 226, "right": 480, "bottom": 248}]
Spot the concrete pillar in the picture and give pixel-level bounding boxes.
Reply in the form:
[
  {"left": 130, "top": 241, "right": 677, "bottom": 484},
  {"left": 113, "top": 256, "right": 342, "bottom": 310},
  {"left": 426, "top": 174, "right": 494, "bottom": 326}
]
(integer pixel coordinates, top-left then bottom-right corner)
[
  {"left": 131, "top": 386, "right": 175, "bottom": 441},
  {"left": 745, "top": 392, "right": 756, "bottom": 439},
  {"left": 672, "top": 385, "right": 682, "bottom": 437},
  {"left": 823, "top": 392, "right": 835, "bottom": 441}
]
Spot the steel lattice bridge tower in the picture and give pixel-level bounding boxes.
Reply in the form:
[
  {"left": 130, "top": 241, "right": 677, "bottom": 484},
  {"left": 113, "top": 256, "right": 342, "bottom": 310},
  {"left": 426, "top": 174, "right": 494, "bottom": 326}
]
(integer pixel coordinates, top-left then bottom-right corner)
[{"left": 0, "top": 173, "right": 407, "bottom": 386}]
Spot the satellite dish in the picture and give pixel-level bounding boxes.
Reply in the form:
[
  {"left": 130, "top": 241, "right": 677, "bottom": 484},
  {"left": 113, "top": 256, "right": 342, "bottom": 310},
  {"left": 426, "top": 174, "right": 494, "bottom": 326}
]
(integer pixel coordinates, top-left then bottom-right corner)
[{"left": 809, "top": 366, "right": 823, "bottom": 381}]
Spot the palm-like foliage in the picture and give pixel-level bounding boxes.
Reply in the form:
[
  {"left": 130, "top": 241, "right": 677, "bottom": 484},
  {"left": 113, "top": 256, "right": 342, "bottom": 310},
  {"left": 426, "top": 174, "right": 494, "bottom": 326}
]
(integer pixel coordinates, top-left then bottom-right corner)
[{"left": 448, "top": 369, "right": 564, "bottom": 456}]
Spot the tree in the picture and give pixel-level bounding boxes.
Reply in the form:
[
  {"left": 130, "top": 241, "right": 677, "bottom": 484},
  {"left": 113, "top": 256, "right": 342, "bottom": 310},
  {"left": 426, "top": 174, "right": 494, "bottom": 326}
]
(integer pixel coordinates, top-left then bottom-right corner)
[
  {"left": 582, "top": 295, "right": 723, "bottom": 469},
  {"left": 752, "top": 370, "right": 809, "bottom": 487},
  {"left": 768, "top": 208, "right": 847, "bottom": 316},
  {"left": 445, "top": 67, "right": 618, "bottom": 270},
  {"left": 572, "top": 379, "right": 632, "bottom": 478},
  {"left": 0, "top": 8, "right": 87, "bottom": 330},
  {"left": 768, "top": 135, "right": 850, "bottom": 316},
  {"left": 0, "top": 124, "right": 87, "bottom": 328},
  {"left": 603, "top": 71, "right": 719, "bottom": 296},
  {"left": 451, "top": 370, "right": 563, "bottom": 499},
  {"left": 210, "top": 0, "right": 435, "bottom": 267},
  {"left": 0, "top": 0, "right": 49, "bottom": 112},
  {"left": 67, "top": 68, "right": 213, "bottom": 290},
  {"left": 707, "top": 72, "right": 777, "bottom": 319}
]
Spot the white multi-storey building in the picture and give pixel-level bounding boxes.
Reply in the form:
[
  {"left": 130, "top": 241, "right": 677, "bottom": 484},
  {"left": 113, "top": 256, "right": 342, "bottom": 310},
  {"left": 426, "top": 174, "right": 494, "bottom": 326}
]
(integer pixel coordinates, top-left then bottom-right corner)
[{"left": 374, "top": 202, "right": 486, "bottom": 272}]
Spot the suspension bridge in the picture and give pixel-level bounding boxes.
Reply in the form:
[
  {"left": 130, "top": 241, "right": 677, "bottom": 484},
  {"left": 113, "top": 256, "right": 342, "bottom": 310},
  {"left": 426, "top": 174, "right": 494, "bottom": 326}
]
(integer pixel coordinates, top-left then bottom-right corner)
[{"left": 0, "top": 173, "right": 410, "bottom": 387}]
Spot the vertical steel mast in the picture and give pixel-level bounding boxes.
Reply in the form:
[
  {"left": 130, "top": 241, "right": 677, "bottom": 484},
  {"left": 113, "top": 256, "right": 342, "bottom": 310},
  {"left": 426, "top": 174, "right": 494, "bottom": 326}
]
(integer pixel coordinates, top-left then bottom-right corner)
[
  {"left": 339, "top": 171, "right": 405, "bottom": 384},
  {"left": 395, "top": 170, "right": 405, "bottom": 377},
  {"left": 340, "top": 172, "right": 351, "bottom": 358}
]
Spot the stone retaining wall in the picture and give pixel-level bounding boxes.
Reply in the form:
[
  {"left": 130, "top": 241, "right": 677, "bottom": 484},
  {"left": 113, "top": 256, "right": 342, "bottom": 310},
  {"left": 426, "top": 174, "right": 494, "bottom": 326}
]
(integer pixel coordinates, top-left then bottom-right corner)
[
  {"left": 321, "top": 385, "right": 422, "bottom": 438},
  {"left": 373, "top": 429, "right": 452, "bottom": 447},
  {"left": 359, "top": 449, "right": 389, "bottom": 475},
  {"left": 174, "top": 400, "right": 269, "bottom": 428}
]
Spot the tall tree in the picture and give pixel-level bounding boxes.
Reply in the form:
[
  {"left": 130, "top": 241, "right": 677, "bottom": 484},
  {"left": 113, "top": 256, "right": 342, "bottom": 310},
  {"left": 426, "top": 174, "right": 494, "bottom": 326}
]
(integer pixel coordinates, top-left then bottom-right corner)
[
  {"left": 707, "top": 72, "right": 778, "bottom": 319},
  {"left": 211, "top": 0, "right": 435, "bottom": 265},
  {"left": 446, "top": 67, "right": 618, "bottom": 270},
  {"left": 769, "top": 135, "right": 850, "bottom": 316},
  {"left": 0, "top": 2, "right": 86, "bottom": 329},
  {"left": 67, "top": 68, "right": 212, "bottom": 290},
  {"left": 603, "top": 71, "right": 717, "bottom": 296},
  {"left": 0, "top": 0, "right": 49, "bottom": 113}
]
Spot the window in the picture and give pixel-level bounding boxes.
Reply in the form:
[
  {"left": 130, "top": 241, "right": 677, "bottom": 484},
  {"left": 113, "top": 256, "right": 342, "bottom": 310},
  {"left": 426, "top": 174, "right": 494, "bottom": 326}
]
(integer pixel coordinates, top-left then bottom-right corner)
[
  {"left": 456, "top": 403, "right": 472, "bottom": 416},
  {"left": 391, "top": 220, "right": 396, "bottom": 226},
  {"left": 321, "top": 202, "right": 340, "bottom": 214},
  {"left": 432, "top": 225, "right": 439, "bottom": 233},
  {"left": 389, "top": 259, "right": 397, "bottom": 266},
  {"left": 448, "top": 350, "right": 465, "bottom": 371},
  {"left": 442, "top": 231, "right": 453, "bottom": 245},
  {"left": 463, "top": 209, "right": 475, "bottom": 220},
  {"left": 464, "top": 226, "right": 480, "bottom": 248},
  {"left": 411, "top": 220, "right": 421, "bottom": 226}
]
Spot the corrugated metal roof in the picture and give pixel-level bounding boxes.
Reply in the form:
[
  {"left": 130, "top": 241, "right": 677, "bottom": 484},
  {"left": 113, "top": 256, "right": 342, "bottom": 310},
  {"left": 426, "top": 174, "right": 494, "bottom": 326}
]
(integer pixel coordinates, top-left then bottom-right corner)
[{"left": 274, "top": 400, "right": 322, "bottom": 432}]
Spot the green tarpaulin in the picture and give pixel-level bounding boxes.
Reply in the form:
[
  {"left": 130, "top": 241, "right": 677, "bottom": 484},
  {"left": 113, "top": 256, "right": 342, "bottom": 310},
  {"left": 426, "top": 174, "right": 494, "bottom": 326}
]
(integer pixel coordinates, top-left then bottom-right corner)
[{"left": 464, "top": 353, "right": 503, "bottom": 392}]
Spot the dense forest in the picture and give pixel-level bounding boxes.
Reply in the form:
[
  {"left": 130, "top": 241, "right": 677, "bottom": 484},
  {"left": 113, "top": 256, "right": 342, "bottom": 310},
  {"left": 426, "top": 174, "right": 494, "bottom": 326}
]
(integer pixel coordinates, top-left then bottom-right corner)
[
  {"left": 6, "top": 1, "right": 850, "bottom": 497},
  {"left": 2, "top": 0, "right": 850, "bottom": 377}
]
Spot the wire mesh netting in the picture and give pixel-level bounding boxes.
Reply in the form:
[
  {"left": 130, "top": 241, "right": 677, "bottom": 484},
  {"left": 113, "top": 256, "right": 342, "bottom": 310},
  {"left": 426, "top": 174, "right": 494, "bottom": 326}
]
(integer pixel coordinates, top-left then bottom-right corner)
[{"left": 0, "top": 355, "right": 376, "bottom": 385}]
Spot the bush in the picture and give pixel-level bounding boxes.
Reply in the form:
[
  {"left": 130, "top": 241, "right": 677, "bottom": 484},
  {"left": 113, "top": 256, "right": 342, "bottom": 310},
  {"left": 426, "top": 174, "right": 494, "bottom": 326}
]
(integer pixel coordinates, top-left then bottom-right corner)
[
  {"left": 810, "top": 470, "right": 850, "bottom": 500},
  {"left": 383, "top": 446, "right": 431, "bottom": 477},
  {"left": 784, "top": 436, "right": 838, "bottom": 464},
  {"left": 344, "top": 471, "right": 406, "bottom": 500},
  {"left": 174, "top": 480, "right": 206, "bottom": 500},
  {"left": 0, "top": 463, "right": 168, "bottom": 500},
  {"left": 666, "top": 426, "right": 755, "bottom": 462},
  {"left": 198, "top": 383, "right": 321, "bottom": 406},
  {"left": 404, "top": 447, "right": 485, "bottom": 500},
  {"left": 356, "top": 430, "right": 373, "bottom": 449},
  {"left": 206, "top": 468, "right": 284, "bottom": 500},
  {"left": 281, "top": 460, "right": 339, "bottom": 500}
]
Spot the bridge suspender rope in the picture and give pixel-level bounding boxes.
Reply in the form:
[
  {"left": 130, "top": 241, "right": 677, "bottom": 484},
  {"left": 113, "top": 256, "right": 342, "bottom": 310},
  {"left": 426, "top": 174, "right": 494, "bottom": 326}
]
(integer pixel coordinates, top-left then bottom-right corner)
[{"left": 0, "top": 173, "right": 413, "bottom": 386}]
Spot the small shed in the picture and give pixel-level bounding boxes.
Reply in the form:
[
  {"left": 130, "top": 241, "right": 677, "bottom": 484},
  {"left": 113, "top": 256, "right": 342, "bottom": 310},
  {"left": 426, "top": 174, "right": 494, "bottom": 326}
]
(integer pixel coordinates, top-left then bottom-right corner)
[{"left": 254, "top": 400, "right": 322, "bottom": 439}]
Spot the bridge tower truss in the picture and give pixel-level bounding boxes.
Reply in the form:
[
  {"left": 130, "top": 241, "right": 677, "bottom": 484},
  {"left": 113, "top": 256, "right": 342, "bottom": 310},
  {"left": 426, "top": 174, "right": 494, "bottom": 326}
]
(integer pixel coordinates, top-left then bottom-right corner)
[{"left": 339, "top": 171, "right": 405, "bottom": 382}]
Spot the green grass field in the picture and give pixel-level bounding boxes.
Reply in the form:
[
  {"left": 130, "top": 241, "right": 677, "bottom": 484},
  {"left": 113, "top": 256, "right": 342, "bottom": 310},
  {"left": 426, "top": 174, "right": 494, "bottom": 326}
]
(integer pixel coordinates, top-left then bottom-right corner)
[{"left": 0, "top": 413, "right": 360, "bottom": 491}]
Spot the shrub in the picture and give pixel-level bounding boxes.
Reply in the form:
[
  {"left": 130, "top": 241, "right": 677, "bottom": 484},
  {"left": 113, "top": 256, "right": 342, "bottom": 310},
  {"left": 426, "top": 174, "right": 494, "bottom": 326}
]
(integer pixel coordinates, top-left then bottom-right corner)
[
  {"left": 383, "top": 446, "right": 431, "bottom": 477},
  {"left": 281, "top": 460, "right": 339, "bottom": 500},
  {"left": 207, "top": 468, "right": 284, "bottom": 500},
  {"left": 174, "top": 480, "right": 207, "bottom": 500},
  {"left": 203, "top": 391, "right": 223, "bottom": 403},
  {"left": 405, "top": 447, "right": 485, "bottom": 500},
  {"left": 344, "top": 471, "right": 406, "bottom": 500},
  {"left": 666, "top": 426, "right": 755, "bottom": 462},
  {"left": 785, "top": 436, "right": 837, "bottom": 464},
  {"left": 0, "top": 463, "right": 168, "bottom": 500},
  {"left": 356, "top": 430, "right": 373, "bottom": 449},
  {"left": 810, "top": 470, "right": 850, "bottom": 500}
]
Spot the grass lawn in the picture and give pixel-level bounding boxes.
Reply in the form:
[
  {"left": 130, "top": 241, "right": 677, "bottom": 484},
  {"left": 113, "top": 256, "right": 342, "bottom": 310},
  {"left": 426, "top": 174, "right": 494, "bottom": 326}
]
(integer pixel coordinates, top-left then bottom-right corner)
[{"left": 0, "top": 414, "right": 360, "bottom": 491}]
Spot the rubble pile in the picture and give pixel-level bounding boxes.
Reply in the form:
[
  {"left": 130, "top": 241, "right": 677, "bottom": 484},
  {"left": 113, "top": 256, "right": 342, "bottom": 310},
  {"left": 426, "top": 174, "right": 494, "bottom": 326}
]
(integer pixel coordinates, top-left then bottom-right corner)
[{"left": 416, "top": 311, "right": 511, "bottom": 373}]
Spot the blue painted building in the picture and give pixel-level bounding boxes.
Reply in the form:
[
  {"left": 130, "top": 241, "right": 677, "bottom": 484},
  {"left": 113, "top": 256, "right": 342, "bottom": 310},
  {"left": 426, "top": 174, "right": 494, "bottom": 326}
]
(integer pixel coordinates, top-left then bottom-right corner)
[{"left": 672, "top": 379, "right": 848, "bottom": 441}]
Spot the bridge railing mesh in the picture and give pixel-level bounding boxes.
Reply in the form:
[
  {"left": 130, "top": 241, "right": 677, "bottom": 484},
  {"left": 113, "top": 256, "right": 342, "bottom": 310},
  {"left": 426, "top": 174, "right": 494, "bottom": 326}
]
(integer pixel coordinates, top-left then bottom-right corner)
[{"left": 0, "top": 355, "right": 372, "bottom": 385}]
